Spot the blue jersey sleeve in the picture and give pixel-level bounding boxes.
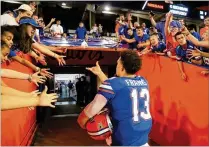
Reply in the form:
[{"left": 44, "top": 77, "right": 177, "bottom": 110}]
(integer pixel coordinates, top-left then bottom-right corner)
[
  {"left": 97, "top": 79, "right": 116, "bottom": 101},
  {"left": 8, "top": 50, "right": 16, "bottom": 58},
  {"left": 175, "top": 46, "right": 182, "bottom": 61}
]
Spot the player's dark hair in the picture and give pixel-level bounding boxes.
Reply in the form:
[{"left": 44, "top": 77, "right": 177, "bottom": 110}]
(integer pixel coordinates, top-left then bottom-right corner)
[
  {"left": 174, "top": 31, "right": 184, "bottom": 40},
  {"left": 120, "top": 50, "right": 142, "bottom": 74}
]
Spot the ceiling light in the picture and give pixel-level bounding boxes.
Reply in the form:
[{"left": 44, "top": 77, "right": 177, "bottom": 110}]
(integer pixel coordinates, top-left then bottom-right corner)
[
  {"left": 104, "top": 6, "right": 110, "bottom": 11},
  {"left": 102, "top": 11, "right": 116, "bottom": 15},
  {"left": 2, "top": 0, "right": 23, "bottom": 4},
  {"left": 142, "top": 0, "right": 149, "bottom": 10},
  {"left": 62, "top": 2, "right": 66, "bottom": 6}
]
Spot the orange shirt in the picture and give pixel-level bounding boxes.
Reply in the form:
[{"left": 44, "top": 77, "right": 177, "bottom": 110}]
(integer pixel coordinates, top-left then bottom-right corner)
[
  {"left": 166, "top": 33, "right": 179, "bottom": 56},
  {"left": 200, "top": 26, "right": 209, "bottom": 37}
]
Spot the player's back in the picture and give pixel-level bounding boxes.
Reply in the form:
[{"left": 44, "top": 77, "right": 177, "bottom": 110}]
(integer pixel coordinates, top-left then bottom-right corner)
[{"left": 107, "top": 76, "right": 152, "bottom": 146}]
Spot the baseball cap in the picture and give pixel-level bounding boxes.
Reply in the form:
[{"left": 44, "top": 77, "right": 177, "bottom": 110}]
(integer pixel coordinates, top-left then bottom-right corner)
[
  {"left": 14, "top": 4, "right": 33, "bottom": 15},
  {"left": 170, "top": 21, "right": 178, "bottom": 28},
  {"left": 19, "top": 18, "right": 41, "bottom": 28},
  {"left": 170, "top": 20, "right": 182, "bottom": 28}
]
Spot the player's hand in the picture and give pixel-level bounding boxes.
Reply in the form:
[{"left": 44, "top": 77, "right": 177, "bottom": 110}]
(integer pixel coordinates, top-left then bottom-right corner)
[
  {"left": 31, "top": 72, "right": 47, "bottom": 86},
  {"left": 201, "top": 70, "right": 209, "bottom": 76},
  {"left": 38, "top": 86, "right": 58, "bottom": 108},
  {"left": 55, "top": 55, "right": 66, "bottom": 66},
  {"left": 40, "top": 68, "right": 54, "bottom": 79},
  {"left": 106, "top": 136, "right": 112, "bottom": 146},
  {"left": 86, "top": 61, "right": 102, "bottom": 75},
  {"left": 181, "top": 72, "right": 187, "bottom": 81}
]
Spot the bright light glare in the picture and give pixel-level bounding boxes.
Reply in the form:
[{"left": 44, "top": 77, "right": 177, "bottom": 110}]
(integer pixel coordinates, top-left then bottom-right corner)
[{"left": 105, "top": 6, "right": 110, "bottom": 11}]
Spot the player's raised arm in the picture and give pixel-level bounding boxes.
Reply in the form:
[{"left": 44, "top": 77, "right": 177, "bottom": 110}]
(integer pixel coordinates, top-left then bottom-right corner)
[{"left": 86, "top": 61, "right": 108, "bottom": 83}]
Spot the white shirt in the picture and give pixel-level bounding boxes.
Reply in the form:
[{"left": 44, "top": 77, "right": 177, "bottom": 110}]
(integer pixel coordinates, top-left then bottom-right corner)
[
  {"left": 92, "top": 26, "right": 98, "bottom": 32},
  {"left": 50, "top": 24, "right": 63, "bottom": 37},
  {"left": 1, "top": 14, "right": 19, "bottom": 26}
]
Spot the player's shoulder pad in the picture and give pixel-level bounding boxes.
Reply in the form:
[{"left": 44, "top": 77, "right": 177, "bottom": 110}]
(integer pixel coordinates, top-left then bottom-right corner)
[{"left": 103, "top": 77, "right": 122, "bottom": 91}]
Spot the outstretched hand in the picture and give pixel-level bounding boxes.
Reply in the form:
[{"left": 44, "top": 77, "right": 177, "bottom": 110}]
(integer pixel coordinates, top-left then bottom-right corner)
[
  {"left": 38, "top": 86, "right": 58, "bottom": 108},
  {"left": 86, "top": 61, "right": 102, "bottom": 76}
]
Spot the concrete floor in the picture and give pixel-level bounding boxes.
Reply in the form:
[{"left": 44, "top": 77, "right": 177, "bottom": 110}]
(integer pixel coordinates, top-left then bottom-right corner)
[
  {"left": 34, "top": 116, "right": 106, "bottom": 146},
  {"left": 34, "top": 99, "right": 158, "bottom": 146}
]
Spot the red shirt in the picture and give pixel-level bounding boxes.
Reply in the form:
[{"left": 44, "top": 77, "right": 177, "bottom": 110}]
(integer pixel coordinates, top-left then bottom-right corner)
[
  {"left": 200, "top": 26, "right": 209, "bottom": 37},
  {"left": 166, "top": 33, "right": 179, "bottom": 56}
]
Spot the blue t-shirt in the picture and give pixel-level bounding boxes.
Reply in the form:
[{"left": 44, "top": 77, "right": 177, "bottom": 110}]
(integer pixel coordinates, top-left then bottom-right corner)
[
  {"left": 156, "top": 21, "right": 165, "bottom": 42},
  {"left": 8, "top": 50, "right": 17, "bottom": 58},
  {"left": 126, "top": 34, "right": 137, "bottom": 49},
  {"left": 176, "top": 41, "right": 195, "bottom": 62},
  {"left": 118, "top": 24, "right": 128, "bottom": 37},
  {"left": 98, "top": 76, "right": 152, "bottom": 146},
  {"left": 191, "top": 32, "right": 201, "bottom": 41},
  {"left": 151, "top": 42, "right": 166, "bottom": 53},
  {"left": 76, "top": 27, "right": 87, "bottom": 39},
  {"left": 135, "top": 34, "right": 150, "bottom": 51}
]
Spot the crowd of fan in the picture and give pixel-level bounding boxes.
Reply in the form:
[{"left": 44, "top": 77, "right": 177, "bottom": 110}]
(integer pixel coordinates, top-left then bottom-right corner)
[
  {"left": 0, "top": 2, "right": 64, "bottom": 110},
  {"left": 115, "top": 12, "right": 209, "bottom": 80},
  {"left": 1, "top": 2, "right": 209, "bottom": 111}
]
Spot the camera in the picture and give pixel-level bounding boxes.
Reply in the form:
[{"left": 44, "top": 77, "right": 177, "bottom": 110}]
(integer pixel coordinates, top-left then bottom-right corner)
[{"left": 149, "top": 11, "right": 155, "bottom": 17}]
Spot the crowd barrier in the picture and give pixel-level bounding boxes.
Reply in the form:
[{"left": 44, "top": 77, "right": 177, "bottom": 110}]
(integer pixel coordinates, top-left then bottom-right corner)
[
  {"left": 137, "top": 54, "right": 209, "bottom": 145},
  {"left": 1, "top": 53, "right": 37, "bottom": 146}
]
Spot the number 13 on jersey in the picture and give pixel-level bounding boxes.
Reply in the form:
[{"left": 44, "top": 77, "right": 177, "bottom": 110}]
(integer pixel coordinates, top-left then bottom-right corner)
[{"left": 131, "top": 88, "right": 151, "bottom": 122}]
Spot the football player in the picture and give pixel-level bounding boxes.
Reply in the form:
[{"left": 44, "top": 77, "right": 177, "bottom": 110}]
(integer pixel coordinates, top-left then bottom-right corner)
[{"left": 77, "top": 50, "right": 152, "bottom": 146}]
